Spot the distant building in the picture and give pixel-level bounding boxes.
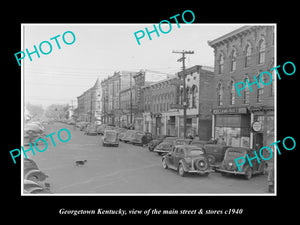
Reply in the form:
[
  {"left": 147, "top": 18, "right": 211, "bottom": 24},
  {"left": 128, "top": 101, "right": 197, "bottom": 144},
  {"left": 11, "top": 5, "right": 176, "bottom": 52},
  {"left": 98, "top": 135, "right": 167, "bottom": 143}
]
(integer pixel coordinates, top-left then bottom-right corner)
[
  {"left": 208, "top": 25, "right": 275, "bottom": 148},
  {"left": 77, "top": 78, "right": 102, "bottom": 122},
  {"left": 101, "top": 70, "right": 144, "bottom": 125}
]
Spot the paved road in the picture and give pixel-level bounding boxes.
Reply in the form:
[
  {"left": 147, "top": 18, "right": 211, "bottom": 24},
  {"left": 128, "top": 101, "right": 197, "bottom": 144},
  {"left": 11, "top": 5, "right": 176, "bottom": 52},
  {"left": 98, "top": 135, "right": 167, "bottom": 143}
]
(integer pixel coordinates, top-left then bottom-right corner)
[{"left": 28, "top": 122, "right": 270, "bottom": 194}]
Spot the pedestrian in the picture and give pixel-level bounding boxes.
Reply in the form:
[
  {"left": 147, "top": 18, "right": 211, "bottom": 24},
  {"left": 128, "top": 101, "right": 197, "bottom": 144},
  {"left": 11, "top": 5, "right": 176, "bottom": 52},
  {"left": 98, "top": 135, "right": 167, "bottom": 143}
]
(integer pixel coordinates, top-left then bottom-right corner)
[{"left": 220, "top": 137, "right": 226, "bottom": 146}]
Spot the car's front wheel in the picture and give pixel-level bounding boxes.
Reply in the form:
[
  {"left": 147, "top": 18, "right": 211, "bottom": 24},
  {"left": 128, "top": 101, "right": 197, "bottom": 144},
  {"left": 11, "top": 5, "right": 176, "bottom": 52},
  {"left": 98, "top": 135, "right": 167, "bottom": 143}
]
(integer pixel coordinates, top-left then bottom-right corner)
[
  {"left": 162, "top": 158, "right": 168, "bottom": 169},
  {"left": 178, "top": 164, "right": 185, "bottom": 177},
  {"left": 245, "top": 167, "right": 252, "bottom": 180}
]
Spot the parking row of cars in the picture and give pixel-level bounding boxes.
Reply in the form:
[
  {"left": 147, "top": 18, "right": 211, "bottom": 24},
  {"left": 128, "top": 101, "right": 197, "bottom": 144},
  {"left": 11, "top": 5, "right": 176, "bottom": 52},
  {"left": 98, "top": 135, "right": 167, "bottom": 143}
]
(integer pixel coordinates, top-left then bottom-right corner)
[
  {"left": 147, "top": 135, "right": 268, "bottom": 180},
  {"left": 76, "top": 122, "right": 269, "bottom": 181}
]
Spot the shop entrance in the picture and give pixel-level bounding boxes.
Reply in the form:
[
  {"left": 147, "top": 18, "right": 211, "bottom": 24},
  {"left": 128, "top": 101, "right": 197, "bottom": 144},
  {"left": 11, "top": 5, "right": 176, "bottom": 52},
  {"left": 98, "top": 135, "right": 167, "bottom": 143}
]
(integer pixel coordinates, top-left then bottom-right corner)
[{"left": 253, "top": 132, "right": 263, "bottom": 150}]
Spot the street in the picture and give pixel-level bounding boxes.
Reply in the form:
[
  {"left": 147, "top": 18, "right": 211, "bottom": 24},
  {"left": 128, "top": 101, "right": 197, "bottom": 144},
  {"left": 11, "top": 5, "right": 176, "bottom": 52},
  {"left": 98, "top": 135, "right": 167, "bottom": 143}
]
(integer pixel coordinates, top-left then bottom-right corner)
[{"left": 28, "top": 122, "right": 270, "bottom": 194}]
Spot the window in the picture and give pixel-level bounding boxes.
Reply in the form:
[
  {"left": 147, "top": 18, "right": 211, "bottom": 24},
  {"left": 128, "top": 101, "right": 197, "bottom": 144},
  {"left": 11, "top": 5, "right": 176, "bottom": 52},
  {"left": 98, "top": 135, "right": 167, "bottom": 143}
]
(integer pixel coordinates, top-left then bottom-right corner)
[
  {"left": 271, "top": 70, "right": 275, "bottom": 96},
  {"left": 243, "top": 78, "right": 250, "bottom": 104},
  {"left": 258, "top": 38, "right": 266, "bottom": 64},
  {"left": 218, "top": 53, "right": 224, "bottom": 74},
  {"left": 179, "top": 88, "right": 184, "bottom": 104},
  {"left": 245, "top": 42, "right": 252, "bottom": 67},
  {"left": 231, "top": 48, "right": 237, "bottom": 72},
  {"left": 191, "top": 85, "right": 198, "bottom": 108},
  {"left": 229, "top": 80, "right": 235, "bottom": 105},
  {"left": 217, "top": 82, "right": 223, "bottom": 106},
  {"left": 257, "top": 75, "right": 264, "bottom": 103},
  {"left": 186, "top": 87, "right": 190, "bottom": 107}
]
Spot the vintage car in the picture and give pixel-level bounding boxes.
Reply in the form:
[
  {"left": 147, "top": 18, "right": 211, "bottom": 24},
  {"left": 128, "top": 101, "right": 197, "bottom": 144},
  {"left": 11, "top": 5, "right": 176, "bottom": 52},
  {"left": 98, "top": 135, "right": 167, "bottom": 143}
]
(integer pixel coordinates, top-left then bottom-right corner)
[
  {"left": 190, "top": 139, "right": 213, "bottom": 148},
  {"left": 129, "top": 131, "right": 152, "bottom": 146},
  {"left": 85, "top": 124, "right": 98, "bottom": 135},
  {"left": 216, "top": 147, "right": 268, "bottom": 180},
  {"left": 148, "top": 135, "right": 167, "bottom": 151},
  {"left": 202, "top": 144, "right": 229, "bottom": 165},
  {"left": 162, "top": 145, "right": 212, "bottom": 177},
  {"left": 24, "top": 123, "right": 45, "bottom": 146},
  {"left": 102, "top": 129, "right": 119, "bottom": 147},
  {"left": 153, "top": 137, "right": 178, "bottom": 155},
  {"left": 120, "top": 130, "right": 136, "bottom": 143}
]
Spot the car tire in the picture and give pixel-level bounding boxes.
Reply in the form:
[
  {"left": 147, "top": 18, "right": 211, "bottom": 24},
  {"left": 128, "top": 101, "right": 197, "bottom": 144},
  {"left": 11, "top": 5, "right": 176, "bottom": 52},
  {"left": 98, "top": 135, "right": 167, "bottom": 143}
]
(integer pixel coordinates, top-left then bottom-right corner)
[
  {"left": 162, "top": 158, "right": 168, "bottom": 169},
  {"left": 178, "top": 164, "right": 185, "bottom": 177},
  {"left": 245, "top": 167, "right": 253, "bottom": 180},
  {"left": 157, "top": 152, "right": 162, "bottom": 155},
  {"left": 102, "top": 143, "right": 106, "bottom": 147}
]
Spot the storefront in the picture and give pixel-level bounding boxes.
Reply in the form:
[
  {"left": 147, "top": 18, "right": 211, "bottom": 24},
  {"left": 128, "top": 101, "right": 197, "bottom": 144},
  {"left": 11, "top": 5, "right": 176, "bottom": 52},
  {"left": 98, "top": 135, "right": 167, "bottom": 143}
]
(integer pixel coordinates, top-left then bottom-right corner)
[
  {"left": 212, "top": 107, "right": 251, "bottom": 147},
  {"left": 249, "top": 106, "right": 274, "bottom": 150}
]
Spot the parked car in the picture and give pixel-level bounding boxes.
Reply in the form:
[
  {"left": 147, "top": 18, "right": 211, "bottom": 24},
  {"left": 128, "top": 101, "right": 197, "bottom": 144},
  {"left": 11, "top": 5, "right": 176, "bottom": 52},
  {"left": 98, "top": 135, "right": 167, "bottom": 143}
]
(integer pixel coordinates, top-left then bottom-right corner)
[
  {"left": 130, "top": 132, "right": 152, "bottom": 146},
  {"left": 120, "top": 130, "right": 136, "bottom": 143},
  {"left": 102, "top": 129, "right": 119, "bottom": 147},
  {"left": 118, "top": 128, "right": 129, "bottom": 140},
  {"left": 173, "top": 138, "right": 192, "bottom": 146},
  {"left": 148, "top": 135, "right": 167, "bottom": 151},
  {"left": 24, "top": 123, "right": 45, "bottom": 146},
  {"left": 190, "top": 139, "right": 213, "bottom": 148},
  {"left": 85, "top": 124, "right": 98, "bottom": 135},
  {"left": 216, "top": 147, "right": 268, "bottom": 180},
  {"left": 202, "top": 144, "right": 229, "bottom": 165},
  {"left": 162, "top": 145, "right": 212, "bottom": 177},
  {"left": 153, "top": 136, "right": 178, "bottom": 155}
]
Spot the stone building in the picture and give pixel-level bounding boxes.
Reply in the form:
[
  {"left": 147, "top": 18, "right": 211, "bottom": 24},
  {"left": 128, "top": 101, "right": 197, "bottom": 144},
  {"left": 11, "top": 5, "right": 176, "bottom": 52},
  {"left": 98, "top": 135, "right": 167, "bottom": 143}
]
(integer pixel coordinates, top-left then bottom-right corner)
[{"left": 208, "top": 25, "right": 275, "bottom": 148}]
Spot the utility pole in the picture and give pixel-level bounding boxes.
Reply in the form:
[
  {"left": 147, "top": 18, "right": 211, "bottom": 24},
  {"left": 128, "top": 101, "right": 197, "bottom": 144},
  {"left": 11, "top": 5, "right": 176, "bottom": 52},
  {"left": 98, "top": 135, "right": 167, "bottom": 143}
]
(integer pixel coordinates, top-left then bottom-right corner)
[
  {"left": 130, "top": 72, "right": 133, "bottom": 126},
  {"left": 172, "top": 50, "right": 194, "bottom": 138}
]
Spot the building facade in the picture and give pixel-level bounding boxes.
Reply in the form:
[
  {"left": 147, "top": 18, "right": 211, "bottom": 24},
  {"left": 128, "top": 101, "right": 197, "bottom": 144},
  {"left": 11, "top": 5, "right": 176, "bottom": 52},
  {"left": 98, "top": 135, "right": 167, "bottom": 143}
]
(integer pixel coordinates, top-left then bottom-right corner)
[
  {"left": 208, "top": 25, "right": 275, "bottom": 148},
  {"left": 101, "top": 70, "right": 145, "bottom": 126},
  {"left": 177, "top": 65, "right": 214, "bottom": 140},
  {"left": 77, "top": 78, "right": 102, "bottom": 122},
  {"left": 142, "top": 76, "right": 179, "bottom": 136}
]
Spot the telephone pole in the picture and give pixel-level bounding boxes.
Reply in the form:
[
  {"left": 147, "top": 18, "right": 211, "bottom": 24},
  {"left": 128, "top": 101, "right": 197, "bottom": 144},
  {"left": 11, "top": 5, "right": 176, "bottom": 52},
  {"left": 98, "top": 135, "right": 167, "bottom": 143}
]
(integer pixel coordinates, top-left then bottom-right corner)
[{"left": 172, "top": 50, "right": 194, "bottom": 138}]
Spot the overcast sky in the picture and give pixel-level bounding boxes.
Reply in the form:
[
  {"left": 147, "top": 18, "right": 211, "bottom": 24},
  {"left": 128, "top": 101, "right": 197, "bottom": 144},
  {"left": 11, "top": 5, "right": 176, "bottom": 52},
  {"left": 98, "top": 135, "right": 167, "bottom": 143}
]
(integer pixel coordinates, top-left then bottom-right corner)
[{"left": 23, "top": 24, "right": 243, "bottom": 108}]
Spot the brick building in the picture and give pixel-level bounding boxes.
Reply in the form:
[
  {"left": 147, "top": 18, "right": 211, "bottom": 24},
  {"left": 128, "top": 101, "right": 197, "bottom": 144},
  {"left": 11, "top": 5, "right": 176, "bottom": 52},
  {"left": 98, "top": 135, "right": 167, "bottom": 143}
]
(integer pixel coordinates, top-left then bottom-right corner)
[
  {"left": 77, "top": 78, "right": 102, "bottom": 122},
  {"left": 101, "top": 70, "right": 145, "bottom": 127},
  {"left": 208, "top": 25, "right": 275, "bottom": 148},
  {"left": 177, "top": 65, "right": 214, "bottom": 139},
  {"left": 142, "top": 75, "right": 179, "bottom": 135}
]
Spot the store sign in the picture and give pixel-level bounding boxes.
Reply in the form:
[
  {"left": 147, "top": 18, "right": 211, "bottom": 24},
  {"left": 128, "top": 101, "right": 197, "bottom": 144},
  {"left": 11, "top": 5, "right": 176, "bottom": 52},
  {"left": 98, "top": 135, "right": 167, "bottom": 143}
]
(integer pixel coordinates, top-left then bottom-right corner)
[
  {"left": 252, "top": 121, "right": 262, "bottom": 132},
  {"left": 212, "top": 107, "right": 248, "bottom": 114},
  {"left": 170, "top": 104, "right": 185, "bottom": 109}
]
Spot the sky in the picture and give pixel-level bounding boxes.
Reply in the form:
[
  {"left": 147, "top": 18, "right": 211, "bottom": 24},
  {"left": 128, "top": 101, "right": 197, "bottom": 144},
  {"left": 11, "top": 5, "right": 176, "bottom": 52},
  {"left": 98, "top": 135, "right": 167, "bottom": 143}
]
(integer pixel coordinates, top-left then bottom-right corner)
[{"left": 22, "top": 24, "right": 243, "bottom": 108}]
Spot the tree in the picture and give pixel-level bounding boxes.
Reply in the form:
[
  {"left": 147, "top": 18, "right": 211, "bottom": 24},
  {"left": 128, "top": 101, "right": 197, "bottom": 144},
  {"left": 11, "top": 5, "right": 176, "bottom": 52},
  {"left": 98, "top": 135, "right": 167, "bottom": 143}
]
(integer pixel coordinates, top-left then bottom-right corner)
[
  {"left": 45, "top": 104, "right": 69, "bottom": 120},
  {"left": 26, "top": 103, "right": 44, "bottom": 120}
]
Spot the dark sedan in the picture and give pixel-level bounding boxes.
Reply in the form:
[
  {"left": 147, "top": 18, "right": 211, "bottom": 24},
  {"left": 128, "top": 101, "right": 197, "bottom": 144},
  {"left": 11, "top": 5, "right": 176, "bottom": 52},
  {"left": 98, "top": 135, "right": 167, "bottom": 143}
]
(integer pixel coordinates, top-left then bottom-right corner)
[
  {"left": 162, "top": 145, "right": 212, "bottom": 177},
  {"left": 148, "top": 135, "right": 175, "bottom": 151},
  {"left": 130, "top": 132, "right": 152, "bottom": 146},
  {"left": 215, "top": 147, "right": 268, "bottom": 180},
  {"left": 153, "top": 137, "right": 178, "bottom": 155}
]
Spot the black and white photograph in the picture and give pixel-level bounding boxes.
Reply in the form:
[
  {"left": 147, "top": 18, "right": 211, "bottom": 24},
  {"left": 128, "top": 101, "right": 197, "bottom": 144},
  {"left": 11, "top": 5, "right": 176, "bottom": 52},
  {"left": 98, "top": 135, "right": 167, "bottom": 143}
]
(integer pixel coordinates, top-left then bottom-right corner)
[
  {"left": 4, "top": 5, "right": 298, "bottom": 221},
  {"left": 21, "top": 24, "right": 276, "bottom": 195}
]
